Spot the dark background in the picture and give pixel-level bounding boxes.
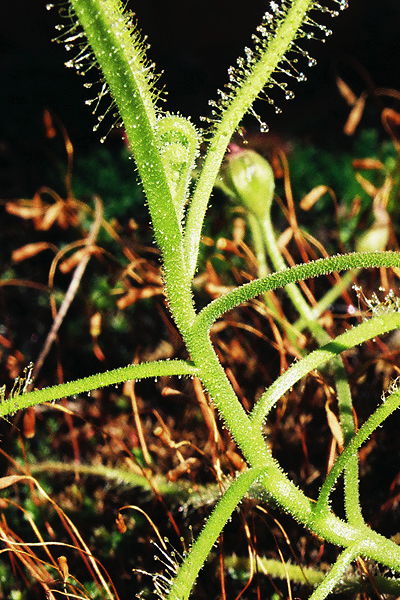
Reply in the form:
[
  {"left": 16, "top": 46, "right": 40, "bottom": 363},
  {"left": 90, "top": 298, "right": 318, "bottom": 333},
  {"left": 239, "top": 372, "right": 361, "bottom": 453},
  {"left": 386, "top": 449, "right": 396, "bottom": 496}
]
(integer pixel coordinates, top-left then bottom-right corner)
[{"left": 0, "top": 0, "right": 399, "bottom": 172}]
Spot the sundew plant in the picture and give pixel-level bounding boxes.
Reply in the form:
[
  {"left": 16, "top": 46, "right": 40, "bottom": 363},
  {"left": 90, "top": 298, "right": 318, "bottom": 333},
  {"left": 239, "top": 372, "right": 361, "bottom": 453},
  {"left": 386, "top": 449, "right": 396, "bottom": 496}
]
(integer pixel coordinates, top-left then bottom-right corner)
[{"left": 3, "top": 0, "right": 400, "bottom": 598}]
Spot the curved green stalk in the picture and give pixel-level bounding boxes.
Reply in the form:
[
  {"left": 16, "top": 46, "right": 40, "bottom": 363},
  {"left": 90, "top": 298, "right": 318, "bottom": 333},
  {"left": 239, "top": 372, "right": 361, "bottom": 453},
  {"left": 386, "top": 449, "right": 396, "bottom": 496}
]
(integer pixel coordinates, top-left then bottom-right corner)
[
  {"left": 247, "top": 212, "right": 301, "bottom": 339},
  {"left": 184, "top": 320, "right": 400, "bottom": 574},
  {"left": 156, "top": 115, "right": 200, "bottom": 225},
  {"left": 69, "top": 0, "right": 170, "bottom": 225},
  {"left": 190, "top": 250, "right": 400, "bottom": 535},
  {"left": 28, "top": 461, "right": 156, "bottom": 492},
  {"left": 250, "top": 313, "right": 400, "bottom": 429},
  {"left": 247, "top": 213, "right": 270, "bottom": 278},
  {"left": 166, "top": 468, "right": 264, "bottom": 600},
  {"left": 315, "top": 387, "right": 400, "bottom": 516},
  {"left": 261, "top": 213, "right": 316, "bottom": 324},
  {"left": 26, "top": 461, "right": 214, "bottom": 502},
  {"left": 27, "top": 461, "right": 310, "bottom": 513},
  {"left": 193, "top": 252, "right": 400, "bottom": 333},
  {"left": 184, "top": 0, "right": 316, "bottom": 278},
  {"left": 307, "top": 544, "right": 362, "bottom": 600},
  {"left": 0, "top": 360, "right": 198, "bottom": 417}
]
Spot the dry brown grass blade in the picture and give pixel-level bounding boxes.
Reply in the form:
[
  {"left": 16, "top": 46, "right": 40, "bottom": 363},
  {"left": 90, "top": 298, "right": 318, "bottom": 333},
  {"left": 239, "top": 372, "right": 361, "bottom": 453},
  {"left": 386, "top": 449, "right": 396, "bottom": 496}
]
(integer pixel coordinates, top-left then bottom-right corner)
[
  {"left": 352, "top": 158, "right": 385, "bottom": 170},
  {"left": 0, "top": 533, "right": 109, "bottom": 600},
  {"left": 0, "top": 494, "right": 65, "bottom": 572},
  {"left": 299, "top": 229, "right": 353, "bottom": 306},
  {"left": 280, "top": 243, "right": 318, "bottom": 306},
  {"left": 59, "top": 246, "right": 104, "bottom": 273},
  {"left": 5, "top": 199, "right": 44, "bottom": 220},
  {"left": 193, "top": 376, "right": 222, "bottom": 450},
  {"left": 336, "top": 76, "right": 357, "bottom": 106},
  {"left": 381, "top": 107, "right": 400, "bottom": 151},
  {"left": 12, "top": 242, "right": 57, "bottom": 263},
  {"left": 41, "top": 111, "right": 75, "bottom": 200},
  {"left": 0, "top": 541, "right": 56, "bottom": 598},
  {"left": 126, "top": 375, "right": 152, "bottom": 466},
  {"left": 256, "top": 505, "right": 296, "bottom": 600},
  {"left": 325, "top": 399, "right": 344, "bottom": 452},
  {"left": 120, "top": 504, "right": 167, "bottom": 550},
  {"left": 116, "top": 285, "right": 163, "bottom": 309},
  {"left": 278, "top": 150, "right": 311, "bottom": 264},
  {"left": 300, "top": 185, "right": 331, "bottom": 211},
  {"left": 344, "top": 93, "right": 367, "bottom": 136},
  {"left": 374, "top": 87, "right": 400, "bottom": 101},
  {"left": 0, "top": 474, "right": 120, "bottom": 599},
  {"left": 0, "top": 278, "right": 49, "bottom": 292},
  {"left": 233, "top": 519, "right": 256, "bottom": 600},
  {"left": 355, "top": 173, "right": 378, "bottom": 197}
]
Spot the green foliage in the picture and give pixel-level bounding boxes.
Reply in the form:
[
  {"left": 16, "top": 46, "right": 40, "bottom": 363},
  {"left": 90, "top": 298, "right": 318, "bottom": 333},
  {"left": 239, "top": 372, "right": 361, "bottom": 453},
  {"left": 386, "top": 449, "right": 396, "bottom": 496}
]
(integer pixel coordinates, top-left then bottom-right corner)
[
  {"left": 2, "top": 0, "right": 400, "bottom": 599},
  {"left": 288, "top": 130, "right": 400, "bottom": 243},
  {"left": 73, "top": 146, "right": 145, "bottom": 220}
]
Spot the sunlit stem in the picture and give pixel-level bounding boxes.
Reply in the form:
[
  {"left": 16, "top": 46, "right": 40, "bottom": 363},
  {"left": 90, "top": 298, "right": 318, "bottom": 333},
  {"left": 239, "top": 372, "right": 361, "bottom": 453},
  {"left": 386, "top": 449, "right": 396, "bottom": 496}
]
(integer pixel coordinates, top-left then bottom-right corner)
[
  {"left": 315, "top": 388, "right": 400, "bottom": 515},
  {"left": 184, "top": 0, "right": 315, "bottom": 278},
  {"left": 166, "top": 468, "right": 264, "bottom": 600},
  {"left": 307, "top": 544, "right": 363, "bottom": 600},
  {"left": 1, "top": 360, "right": 198, "bottom": 417}
]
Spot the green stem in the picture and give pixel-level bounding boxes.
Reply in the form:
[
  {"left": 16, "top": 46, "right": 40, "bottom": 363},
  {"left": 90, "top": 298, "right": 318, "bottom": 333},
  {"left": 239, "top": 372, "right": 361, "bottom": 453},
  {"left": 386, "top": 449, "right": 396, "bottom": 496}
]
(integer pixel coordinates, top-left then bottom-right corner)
[
  {"left": 27, "top": 461, "right": 174, "bottom": 496},
  {"left": 248, "top": 213, "right": 270, "bottom": 278},
  {"left": 250, "top": 313, "right": 400, "bottom": 429},
  {"left": 43, "top": 4, "right": 400, "bottom": 597},
  {"left": 184, "top": 0, "right": 315, "bottom": 278},
  {"left": 261, "top": 212, "right": 362, "bottom": 525},
  {"left": 69, "top": 0, "right": 167, "bottom": 222},
  {"left": 247, "top": 213, "right": 301, "bottom": 340},
  {"left": 166, "top": 468, "right": 264, "bottom": 600},
  {"left": 261, "top": 214, "right": 315, "bottom": 323},
  {"left": 185, "top": 322, "right": 400, "bottom": 572},
  {"left": 1, "top": 360, "right": 199, "bottom": 417},
  {"left": 315, "top": 388, "right": 400, "bottom": 516},
  {"left": 187, "top": 252, "right": 400, "bottom": 546},
  {"left": 26, "top": 461, "right": 222, "bottom": 505},
  {"left": 193, "top": 252, "right": 400, "bottom": 334},
  {"left": 307, "top": 544, "right": 362, "bottom": 600}
]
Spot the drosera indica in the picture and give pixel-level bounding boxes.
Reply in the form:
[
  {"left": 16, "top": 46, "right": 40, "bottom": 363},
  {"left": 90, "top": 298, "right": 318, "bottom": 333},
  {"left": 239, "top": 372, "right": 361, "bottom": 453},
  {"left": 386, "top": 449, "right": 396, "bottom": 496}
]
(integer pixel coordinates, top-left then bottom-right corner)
[{"left": 3, "top": 0, "right": 400, "bottom": 598}]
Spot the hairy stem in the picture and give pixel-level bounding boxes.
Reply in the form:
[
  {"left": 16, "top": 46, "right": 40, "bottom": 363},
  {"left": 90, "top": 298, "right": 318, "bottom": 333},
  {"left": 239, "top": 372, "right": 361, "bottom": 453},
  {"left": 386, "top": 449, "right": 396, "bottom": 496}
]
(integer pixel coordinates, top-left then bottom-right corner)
[
  {"left": 166, "top": 468, "right": 264, "bottom": 600},
  {"left": 1, "top": 360, "right": 199, "bottom": 417},
  {"left": 315, "top": 388, "right": 400, "bottom": 516},
  {"left": 293, "top": 270, "right": 358, "bottom": 332},
  {"left": 193, "top": 252, "right": 400, "bottom": 332},
  {"left": 247, "top": 212, "right": 301, "bottom": 339},
  {"left": 69, "top": 0, "right": 195, "bottom": 332},
  {"left": 184, "top": 0, "right": 315, "bottom": 278},
  {"left": 307, "top": 545, "right": 362, "bottom": 600},
  {"left": 250, "top": 313, "right": 400, "bottom": 428},
  {"left": 185, "top": 319, "right": 400, "bottom": 574}
]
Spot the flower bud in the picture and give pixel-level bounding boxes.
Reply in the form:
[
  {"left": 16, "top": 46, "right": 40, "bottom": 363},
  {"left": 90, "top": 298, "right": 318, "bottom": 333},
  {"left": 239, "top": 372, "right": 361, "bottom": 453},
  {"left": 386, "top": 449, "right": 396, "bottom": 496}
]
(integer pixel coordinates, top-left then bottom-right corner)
[{"left": 225, "top": 147, "right": 275, "bottom": 219}]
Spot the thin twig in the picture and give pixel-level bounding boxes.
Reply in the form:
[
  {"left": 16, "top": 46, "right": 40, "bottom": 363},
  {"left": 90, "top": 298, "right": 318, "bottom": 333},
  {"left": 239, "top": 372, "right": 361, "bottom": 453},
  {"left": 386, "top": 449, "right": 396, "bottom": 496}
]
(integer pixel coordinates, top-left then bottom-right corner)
[{"left": 29, "top": 197, "right": 103, "bottom": 387}]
